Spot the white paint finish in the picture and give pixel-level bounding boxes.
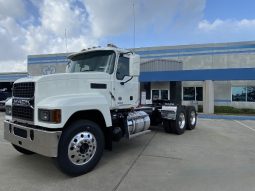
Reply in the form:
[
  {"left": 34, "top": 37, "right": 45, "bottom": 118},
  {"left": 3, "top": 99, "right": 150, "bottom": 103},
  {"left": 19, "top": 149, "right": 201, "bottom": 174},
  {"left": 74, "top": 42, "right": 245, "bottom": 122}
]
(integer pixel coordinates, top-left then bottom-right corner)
[
  {"left": 36, "top": 93, "right": 112, "bottom": 128},
  {"left": 10, "top": 48, "right": 142, "bottom": 129},
  {"left": 129, "top": 54, "right": 140, "bottom": 76},
  {"left": 113, "top": 76, "right": 140, "bottom": 109}
]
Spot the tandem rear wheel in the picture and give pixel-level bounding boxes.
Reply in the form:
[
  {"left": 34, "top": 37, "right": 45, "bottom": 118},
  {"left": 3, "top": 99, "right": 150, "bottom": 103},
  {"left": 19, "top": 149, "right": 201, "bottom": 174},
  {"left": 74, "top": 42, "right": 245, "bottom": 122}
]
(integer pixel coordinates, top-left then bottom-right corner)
[{"left": 163, "top": 106, "right": 197, "bottom": 135}]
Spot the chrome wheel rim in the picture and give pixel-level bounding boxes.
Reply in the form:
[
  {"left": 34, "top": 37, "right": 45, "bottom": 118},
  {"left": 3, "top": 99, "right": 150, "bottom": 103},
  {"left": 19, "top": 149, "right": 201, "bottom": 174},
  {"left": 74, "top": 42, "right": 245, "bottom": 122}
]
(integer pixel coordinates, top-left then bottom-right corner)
[
  {"left": 68, "top": 131, "right": 97, "bottom": 165},
  {"left": 190, "top": 111, "right": 196, "bottom": 126},
  {"left": 179, "top": 113, "right": 186, "bottom": 129}
]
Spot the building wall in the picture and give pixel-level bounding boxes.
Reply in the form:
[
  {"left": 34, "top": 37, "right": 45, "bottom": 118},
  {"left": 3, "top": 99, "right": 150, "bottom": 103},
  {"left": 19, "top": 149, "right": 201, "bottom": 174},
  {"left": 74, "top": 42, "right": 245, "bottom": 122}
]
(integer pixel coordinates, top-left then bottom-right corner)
[
  {"left": 27, "top": 41, "right": 255, "bottom": 109},
  {"left": 135, "top": 41, "right": 255, "bottom": 109},
  {"left": 27, "top": 53, "right": 69, "bottom": 76}
]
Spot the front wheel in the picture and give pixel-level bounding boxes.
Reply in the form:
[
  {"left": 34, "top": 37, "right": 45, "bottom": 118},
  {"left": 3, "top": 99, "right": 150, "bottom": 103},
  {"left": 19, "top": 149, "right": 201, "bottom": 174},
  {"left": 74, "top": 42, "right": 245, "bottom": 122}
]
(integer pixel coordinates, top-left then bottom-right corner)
[{"left": 56, "top": 120, "right": 104, "bottom": 176}]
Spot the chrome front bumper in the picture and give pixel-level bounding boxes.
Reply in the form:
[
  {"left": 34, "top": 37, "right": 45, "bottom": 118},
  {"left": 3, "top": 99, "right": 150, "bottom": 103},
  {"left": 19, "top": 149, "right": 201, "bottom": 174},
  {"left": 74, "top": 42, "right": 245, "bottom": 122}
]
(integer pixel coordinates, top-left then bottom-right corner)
[{"left": 4, "top": 120, "right": 62, "bottom": 157}]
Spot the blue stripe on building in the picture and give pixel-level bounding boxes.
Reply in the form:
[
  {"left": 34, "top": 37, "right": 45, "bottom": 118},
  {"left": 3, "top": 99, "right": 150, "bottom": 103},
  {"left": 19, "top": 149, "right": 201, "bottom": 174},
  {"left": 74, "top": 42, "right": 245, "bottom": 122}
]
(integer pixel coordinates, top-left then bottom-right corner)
[
  {"left": 198, "top": 114, "right": 255, "bottom": 120},
  {"left": 0, "top": 75, "right": 27, "bottom": 79},
  {"left": 0, "top": 75, "right": 28, "bottom": 82},
  {"left": 140, "top": 49, "right": 255, "bottom": 59},
  {"left": 28, "top": 55, "right": 69, "bottom": 62},
  {"left": 135, "top": 44, "right": 255, "bottom": 55},
  {"left": 140, "top": 68, "right": 255, "bottom": 82},
  {"left": 28, "top": 60, "right": 68, "bottom": 65}
]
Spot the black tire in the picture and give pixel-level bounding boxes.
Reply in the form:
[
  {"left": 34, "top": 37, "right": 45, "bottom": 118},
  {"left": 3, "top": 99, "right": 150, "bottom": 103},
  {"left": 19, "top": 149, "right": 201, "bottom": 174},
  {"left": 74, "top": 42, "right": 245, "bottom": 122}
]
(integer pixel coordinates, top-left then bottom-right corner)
[
  {"left": 186, "top": 106, "right": 197, "bottom": 130},
  {"left": 162, "top": 107, "right": 186, "bottom": 135},
  {"left": 163, "top": 119, "right": 173, "bottom": 133},
  {"left": 56, "top": 120, "right": 104, "bottom": 176},
  {"left": 12, "top": 144, "right": 34, "bottom": 155},
  {"left": 171, "top": 107, "right": 186, "bottom": 135},
  {"left": 150, "top": 109, "right": 162, "bottom": 126}
]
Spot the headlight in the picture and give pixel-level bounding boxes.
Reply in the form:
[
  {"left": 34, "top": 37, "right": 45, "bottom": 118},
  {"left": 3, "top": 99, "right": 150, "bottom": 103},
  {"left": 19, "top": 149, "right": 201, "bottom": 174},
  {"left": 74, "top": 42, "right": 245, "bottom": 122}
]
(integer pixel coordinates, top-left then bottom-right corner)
[
  {"left": 5, "top": 106, "right": 12, "bottom": 115},
  {"left": 38, "top": 109, "right": 61, "bottom": 123}
]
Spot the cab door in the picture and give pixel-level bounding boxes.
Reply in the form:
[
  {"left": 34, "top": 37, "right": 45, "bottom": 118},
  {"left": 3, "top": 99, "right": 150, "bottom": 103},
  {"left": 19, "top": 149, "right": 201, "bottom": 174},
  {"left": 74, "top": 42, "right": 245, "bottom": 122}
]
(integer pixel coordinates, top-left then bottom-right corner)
[{"left": 113, "top": 54, "right": 139, "bottom": 109}]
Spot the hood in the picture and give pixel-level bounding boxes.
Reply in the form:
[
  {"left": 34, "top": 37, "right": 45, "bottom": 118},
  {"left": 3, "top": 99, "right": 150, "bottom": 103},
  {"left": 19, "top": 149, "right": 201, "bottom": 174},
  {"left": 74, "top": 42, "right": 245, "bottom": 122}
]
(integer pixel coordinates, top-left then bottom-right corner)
[
  {"left": 14, "top": 72, "right": 111, "bottom": 103},
  {"left": 15, "top": 72, "right": 110, "bottom": 84}
]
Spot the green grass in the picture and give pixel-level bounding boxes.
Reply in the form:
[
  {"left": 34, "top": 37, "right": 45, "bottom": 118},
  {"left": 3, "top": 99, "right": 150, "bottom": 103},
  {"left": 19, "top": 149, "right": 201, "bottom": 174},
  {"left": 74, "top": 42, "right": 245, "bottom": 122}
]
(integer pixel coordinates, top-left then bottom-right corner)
[
  {"left": 198, "top": 105, "right": 203, "bottom": 113},
  {"left": 198, "top": 105, "right": 255, "bottom": 115},
  {"left": 214, "top": 106, "right": 255, "bottom": 115}
]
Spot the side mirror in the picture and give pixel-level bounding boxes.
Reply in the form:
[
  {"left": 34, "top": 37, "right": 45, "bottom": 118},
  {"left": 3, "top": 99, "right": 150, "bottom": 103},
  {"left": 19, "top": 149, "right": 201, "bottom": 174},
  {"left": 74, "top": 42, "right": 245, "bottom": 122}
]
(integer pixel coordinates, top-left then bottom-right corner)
[{"left": 129, "top": 54, "right": 140, "bottom": 76}]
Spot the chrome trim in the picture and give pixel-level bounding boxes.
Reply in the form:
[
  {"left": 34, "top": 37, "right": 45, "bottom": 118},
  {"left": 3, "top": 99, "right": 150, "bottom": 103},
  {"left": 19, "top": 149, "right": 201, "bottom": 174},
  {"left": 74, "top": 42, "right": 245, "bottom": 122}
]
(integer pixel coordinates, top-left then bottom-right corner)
[
  {"left": 4, "top": 120, "right": 62, "bottom": 157},
  {"left": 160, "top": 106, "right": 177, "bottom": 120},
  {"left": 12, "top": 117, "right": 34, "bottom": 125},
  {"left": 68, "top": 131, "right": 97, "bottom": 165},
  {"left": 128, "top": 130, "right": 151, "bottom": 139},
  {"left": 12, "top": 97, "right": 34, "bottom": 109},
  {"left": 179, "top": 113, "right": 186, "bottom": 129},
  {"left": 190, "top": 111, "right": 196, "bottom": 126}
]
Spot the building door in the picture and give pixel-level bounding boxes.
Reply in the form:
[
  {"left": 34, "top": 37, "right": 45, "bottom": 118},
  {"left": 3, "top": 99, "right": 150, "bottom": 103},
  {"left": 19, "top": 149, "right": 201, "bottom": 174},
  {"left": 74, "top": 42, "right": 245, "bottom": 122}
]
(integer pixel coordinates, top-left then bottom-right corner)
[{"left": 151, "top": 89, "right": 169, "bottom": 100}]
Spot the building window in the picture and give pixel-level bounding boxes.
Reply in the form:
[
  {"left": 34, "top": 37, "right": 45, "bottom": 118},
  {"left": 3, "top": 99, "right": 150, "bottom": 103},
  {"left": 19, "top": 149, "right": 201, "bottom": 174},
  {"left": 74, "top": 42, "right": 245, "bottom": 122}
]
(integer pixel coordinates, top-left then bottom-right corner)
[
  {"left": 161, "top": 90, "right": 169, "bottom": 100},
  {"left": 232, "top": 87, "right": 246, "bottom": 101},
  {"left": 232, "top": 86, "right": 255, "bottom": 102},
  {"left": 151, "top": 89, "right": 169, "bottom": 100},
  {"left": 247, "top": 87, "right": 255, "bottom": 102},
  {"left": 183, "top": 87, "right": 203, "bottom": 101},
  {"left": 152, "top": 90, "right": 160, "bottom": 100},
  {"left": 183, "top": 87, "right": 195, "bottom": 101}
]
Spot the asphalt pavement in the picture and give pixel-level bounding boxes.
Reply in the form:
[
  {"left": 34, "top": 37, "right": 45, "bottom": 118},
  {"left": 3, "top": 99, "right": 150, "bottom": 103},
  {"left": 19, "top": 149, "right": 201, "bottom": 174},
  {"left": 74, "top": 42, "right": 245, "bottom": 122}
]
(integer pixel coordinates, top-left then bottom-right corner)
[{"left": 1, "top": 112, "right": 255, "bottom": 191}]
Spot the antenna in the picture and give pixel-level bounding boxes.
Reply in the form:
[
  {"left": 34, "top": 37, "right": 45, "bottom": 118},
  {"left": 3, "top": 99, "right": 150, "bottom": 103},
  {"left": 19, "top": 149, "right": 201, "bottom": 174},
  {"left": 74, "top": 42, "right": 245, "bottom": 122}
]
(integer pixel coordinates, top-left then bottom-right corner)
[
  {"left": 133, "top": 0, "right": 136, "bottom": 48},
  {"left": 65, "top": 28, "right": 68, "bottom": 53}
]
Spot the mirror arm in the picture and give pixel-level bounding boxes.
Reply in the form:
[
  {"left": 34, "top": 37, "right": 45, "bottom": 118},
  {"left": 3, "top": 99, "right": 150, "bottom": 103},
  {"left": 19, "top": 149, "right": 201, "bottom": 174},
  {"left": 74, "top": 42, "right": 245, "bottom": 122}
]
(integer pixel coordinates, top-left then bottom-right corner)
[{"left": 120, "top": 76, "right": 133, "bottom": 85}]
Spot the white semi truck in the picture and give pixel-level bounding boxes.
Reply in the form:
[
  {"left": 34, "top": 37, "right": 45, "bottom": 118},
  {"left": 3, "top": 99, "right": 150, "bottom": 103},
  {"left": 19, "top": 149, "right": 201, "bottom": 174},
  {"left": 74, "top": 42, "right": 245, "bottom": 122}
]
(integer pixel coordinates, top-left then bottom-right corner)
[{"left": 4, "top": 45, "right": 197, "bottom": 176}]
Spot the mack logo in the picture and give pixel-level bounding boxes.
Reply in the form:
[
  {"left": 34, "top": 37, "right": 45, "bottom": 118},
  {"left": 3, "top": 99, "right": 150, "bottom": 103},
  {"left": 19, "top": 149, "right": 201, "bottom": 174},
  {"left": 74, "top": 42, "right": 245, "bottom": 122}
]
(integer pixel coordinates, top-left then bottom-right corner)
[{"left": 13, "top": 98, "right": 33, "bottom": 108}]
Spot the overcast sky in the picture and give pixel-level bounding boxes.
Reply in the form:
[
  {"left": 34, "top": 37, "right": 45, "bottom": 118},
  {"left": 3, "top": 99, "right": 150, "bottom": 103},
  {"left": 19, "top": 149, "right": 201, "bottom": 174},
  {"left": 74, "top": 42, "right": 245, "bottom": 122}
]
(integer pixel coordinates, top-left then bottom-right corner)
[{"left": 0, "top": 0, "right": 255, "bottom": 72}]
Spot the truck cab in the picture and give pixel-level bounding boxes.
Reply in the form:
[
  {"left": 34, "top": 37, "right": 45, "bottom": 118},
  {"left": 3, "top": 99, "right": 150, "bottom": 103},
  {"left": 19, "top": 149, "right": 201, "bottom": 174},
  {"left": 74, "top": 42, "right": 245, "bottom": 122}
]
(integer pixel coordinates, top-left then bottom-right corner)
[{"left": 3, "top": 45, "right": 197, "bottom": 176}]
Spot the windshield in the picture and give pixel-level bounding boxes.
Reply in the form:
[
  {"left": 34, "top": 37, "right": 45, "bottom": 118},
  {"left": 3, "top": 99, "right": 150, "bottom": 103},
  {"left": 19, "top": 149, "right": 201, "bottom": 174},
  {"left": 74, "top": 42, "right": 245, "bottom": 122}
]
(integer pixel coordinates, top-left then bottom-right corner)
[{"left": 68, "top": 50, "right": 116, "bottom": 74}]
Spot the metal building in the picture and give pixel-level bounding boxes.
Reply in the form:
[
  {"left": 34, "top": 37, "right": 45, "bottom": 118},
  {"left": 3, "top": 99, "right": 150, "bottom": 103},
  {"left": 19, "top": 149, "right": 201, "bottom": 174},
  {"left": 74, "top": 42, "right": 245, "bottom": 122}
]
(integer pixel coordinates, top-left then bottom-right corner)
[
  {"left": 0, "top": 72, "right": 28, "bottom": 92},
  {"left": 24, "top": 40, "right": 255, "bottom": 113}
]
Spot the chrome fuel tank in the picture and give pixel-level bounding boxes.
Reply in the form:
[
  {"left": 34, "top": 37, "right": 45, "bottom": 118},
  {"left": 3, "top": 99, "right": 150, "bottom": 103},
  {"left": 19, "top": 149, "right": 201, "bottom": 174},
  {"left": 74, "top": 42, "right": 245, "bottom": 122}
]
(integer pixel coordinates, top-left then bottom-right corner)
[{"left": 127, "top": 111, "right": 150, "bottom": 138}]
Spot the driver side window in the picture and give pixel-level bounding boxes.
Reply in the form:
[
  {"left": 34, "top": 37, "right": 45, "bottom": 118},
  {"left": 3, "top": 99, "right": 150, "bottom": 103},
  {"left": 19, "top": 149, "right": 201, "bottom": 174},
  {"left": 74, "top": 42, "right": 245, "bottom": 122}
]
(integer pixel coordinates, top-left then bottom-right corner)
[{"left": 116, "top": 56, "right": 129, "bottom": 80}]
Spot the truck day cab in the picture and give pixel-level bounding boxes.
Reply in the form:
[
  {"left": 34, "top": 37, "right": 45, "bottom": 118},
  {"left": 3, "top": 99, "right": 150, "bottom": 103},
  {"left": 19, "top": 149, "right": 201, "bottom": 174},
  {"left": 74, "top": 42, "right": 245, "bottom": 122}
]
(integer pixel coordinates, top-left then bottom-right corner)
[{"left": 4, "top": 45, "right": 197, "bottom": 176}]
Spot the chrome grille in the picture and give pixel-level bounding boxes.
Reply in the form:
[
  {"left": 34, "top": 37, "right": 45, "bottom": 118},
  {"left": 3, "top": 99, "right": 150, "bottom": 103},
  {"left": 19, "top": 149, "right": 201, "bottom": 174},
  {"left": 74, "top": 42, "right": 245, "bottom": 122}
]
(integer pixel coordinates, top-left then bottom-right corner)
[
  {"left": 12, "top": 82, "right": 35, "bottom": 122},
  {"left": 13, "top": 82, "right": 35, "bottom": 98},
  {"left": 12, "top": 106, "right": 34, "bottom": 121}
]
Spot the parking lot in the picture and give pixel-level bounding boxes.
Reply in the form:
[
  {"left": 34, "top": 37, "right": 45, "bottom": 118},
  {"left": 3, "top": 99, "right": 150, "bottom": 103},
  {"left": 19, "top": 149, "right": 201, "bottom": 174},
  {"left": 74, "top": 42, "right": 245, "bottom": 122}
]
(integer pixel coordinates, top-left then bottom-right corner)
[{"left": 1, "top": 112, "right": 255, "bottom": 191}]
